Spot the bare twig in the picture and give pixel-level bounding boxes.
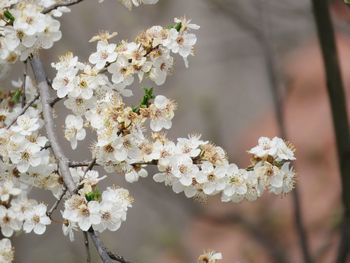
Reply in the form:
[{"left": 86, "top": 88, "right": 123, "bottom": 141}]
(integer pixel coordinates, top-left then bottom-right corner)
[
  {"left": 89, "top": 230, "right": 132, "bottom": 263},
  {"left": 84, "top": 158, "right": 97, "bottom": 174},
  {"left": 311, "top": 1, "right": 350, "bottom": 262},
  {"left": 6, "top": 94, "right": 40, "bottom": 129},
  {"left": 50, "top": 97, "right": 62, "bottom": 107},
  {"left": 47, "top": 188, "right": 67, "bottom": 218},
  {"left": 83, "top": 231, "right": 91, "bottom": 263},
  {"left": 43, "top": 0, "right": 85, "bottom": 14},
  {"left": 22, "top": 60, "right": 28, "bottom": 108}
]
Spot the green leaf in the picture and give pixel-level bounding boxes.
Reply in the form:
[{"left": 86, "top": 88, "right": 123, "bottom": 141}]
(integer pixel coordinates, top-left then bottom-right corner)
[
  {"left": 133, "top": 87, "right": 155, "bottom": 113},
  {"left": 85, "top": 188, "right": 101, "bottom": 202},
  {"left": 174, "top": 22, "right": 182, "bottom": 32},
  {"left": 166, "top": 22, "right": 182, "bottom": 32},
  {"left": 11, "top": 89, "right": 21, "bottom": 104},
  {"left": 4, "top": 10, "right": 15, "bottom": 22}
]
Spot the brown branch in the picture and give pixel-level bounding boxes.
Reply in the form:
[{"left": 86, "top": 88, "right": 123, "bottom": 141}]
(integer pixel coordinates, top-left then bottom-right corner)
[
  {"left": 311, "top": 1, "right": 350, "bottom": 263},
  {"left": 43, "top": 0, "right": 85, "bottom": 14},
  {"left": 6, "top": 94, "right": 40, "bottom": 129}
]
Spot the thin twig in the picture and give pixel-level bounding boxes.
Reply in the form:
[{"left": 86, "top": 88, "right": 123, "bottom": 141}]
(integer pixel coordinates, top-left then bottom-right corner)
[
  {"left": 83, "top": 231, "right": 91, "bottom": 263},
  {"left": 50, "top": 97, "right": 62, "bottom": 107},
  {"left": 6, "top": 94, "right": 40, "bottom": 129},
  {"left": 22, "top": 60, "right": 28, "bottom": 108},
  {"left": 89, "top": 230, "right": 132, "bottom": 263},
  {"left": 84, "top": 158, "right": 97, "bottom": 174},
  {"left": 43, "top": 0, "right": 85, "bottom": 14},
  {"left": 311, "top": 1, "right": 350, "bottom": 263},
  {"left": 47, "top": 188, "right": 67, "bottom": 218}
]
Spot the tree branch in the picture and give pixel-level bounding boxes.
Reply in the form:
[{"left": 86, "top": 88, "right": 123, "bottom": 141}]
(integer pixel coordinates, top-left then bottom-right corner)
[
  {"left": 311, "top": 1, "right": 350, "bottom": 262},
  {"left": 43, "top": 0, "right": 85, "bottom": 14},
  {"left": 29, "top": 54, "right": 124, "bottom": 263}
]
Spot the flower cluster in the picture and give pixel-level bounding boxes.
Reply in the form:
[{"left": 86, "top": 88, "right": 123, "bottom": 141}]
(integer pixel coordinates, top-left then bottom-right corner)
[
  {"left": 0, "top": 78, "right": 63, "bottom": 198},
  {"left": 0, "top": 1, "right": 64, "bottom": 69},
  {"left": 0, "top": 179, "right": 51, "bottom": 237},
  {"left": 151, "top": 134, "right": 295, "bottom": 202},
  {"left": 0, "top": 0, "right": 160, "bottom": 78},
  {"left": 62, "top": 183, "right": 132, "bottom": 238}
]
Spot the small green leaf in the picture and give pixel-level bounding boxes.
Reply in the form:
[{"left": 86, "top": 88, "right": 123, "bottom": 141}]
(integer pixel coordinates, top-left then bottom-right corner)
[
  {"left": 133, "top": 87, "right": 155, "bottom": 113},
  {"left": 11, "top": 89, "right": 21, "bottom": 104},
  {"left": 4, "top": 10, "right": 15, "bottom": 22},
  {"left": 174, "top": 22, "right": 182, "bottom": 32},
  {"left": 166, "top": 22, "right": 182, "bottom": 32},
  {"left": 85, "top": 188, "right": 101, "bottom": 202}
]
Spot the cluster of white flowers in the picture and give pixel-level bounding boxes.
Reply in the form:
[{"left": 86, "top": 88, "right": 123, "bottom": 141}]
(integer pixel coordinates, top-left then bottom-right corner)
[
  {"left": 0, "top": 1, "right": 64, "bottom": 70},
  {"left": 0, "top": 238, "right": 14, "bottom": 263},
  {"left": 62, "top": 183, "right": 132, "bottom": 239},
  {"left": 0, "top": 180, "right": 51, "bottom": 237},
  {"left": 198, "top": 250, "right": 223, "bottom": 263},
  {"left": 0, "top": 0, "right": 159, "bottom": 78},
  {"left": 0, "top": 78, "right": 64, "bottom": 198},
  {"left": 150, "top": 134, "right": 296, "bottom": 202}
]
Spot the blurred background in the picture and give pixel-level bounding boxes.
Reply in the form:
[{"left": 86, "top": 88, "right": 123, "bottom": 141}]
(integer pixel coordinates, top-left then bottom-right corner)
[{"left": 5, "top": 0, "right": 350, "bottom": 262}]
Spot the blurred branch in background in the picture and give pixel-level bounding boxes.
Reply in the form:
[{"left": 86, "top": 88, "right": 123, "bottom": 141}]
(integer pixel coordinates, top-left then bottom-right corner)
[
  {"left": 207, "top": 0, "right": 312, "bottom": 262},
  {"left": 204, "top": 213, "right": 289, "bottom": 263},
  {"left": 311, "top": 1, "right": 350, "bottom": 263}
]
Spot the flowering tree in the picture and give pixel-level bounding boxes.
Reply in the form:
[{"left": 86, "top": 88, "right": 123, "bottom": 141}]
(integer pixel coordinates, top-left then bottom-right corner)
[{"left": 0, "top": 0, "right": 297, "bottom": 262}]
